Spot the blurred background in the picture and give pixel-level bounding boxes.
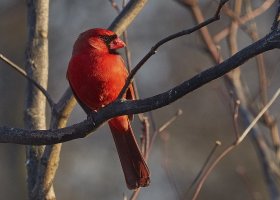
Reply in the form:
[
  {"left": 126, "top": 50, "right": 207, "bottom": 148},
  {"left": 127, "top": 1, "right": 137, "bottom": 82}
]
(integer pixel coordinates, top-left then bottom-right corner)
[{"left": 0, "top": 0, "right": 279, "bottom": 199}]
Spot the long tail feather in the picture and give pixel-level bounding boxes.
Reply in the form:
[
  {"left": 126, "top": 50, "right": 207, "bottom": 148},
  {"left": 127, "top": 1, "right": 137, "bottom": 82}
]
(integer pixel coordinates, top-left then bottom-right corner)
[{"left": 109, "top": 116, "right": 150, "bottom": 190}]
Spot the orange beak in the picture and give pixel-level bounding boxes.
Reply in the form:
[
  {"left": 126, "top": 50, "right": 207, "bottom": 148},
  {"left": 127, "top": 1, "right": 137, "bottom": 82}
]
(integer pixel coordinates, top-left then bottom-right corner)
[{"left": 109, "top": 37, "right": 126, "bottom": 50}]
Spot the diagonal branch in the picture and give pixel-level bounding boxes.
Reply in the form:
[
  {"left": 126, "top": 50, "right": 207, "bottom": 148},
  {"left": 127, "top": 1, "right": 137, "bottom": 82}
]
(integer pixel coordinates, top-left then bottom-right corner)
[
  {"left": 213, "top": 0, "right": 275, "bottom": 42},
  {"left": 0, "top": 53, "right": 54, "bottom": 107},
  {"left": 191, "top": 88, "right": 280, "bottom": 200},
  {"left": 1, "top": 29, "right": 280, "bottom": 145},
  {"left": 109, "top": 0, "right": 149, "bottom": 35},
  {"left": 117, "top": 0, "right": 229, "bottom": 99}
]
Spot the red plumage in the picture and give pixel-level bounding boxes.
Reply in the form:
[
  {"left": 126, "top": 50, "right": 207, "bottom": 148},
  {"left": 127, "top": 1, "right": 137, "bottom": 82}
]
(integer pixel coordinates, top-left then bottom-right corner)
[{"left": 67, "top": 28, "right": 150, "bottom": 189}]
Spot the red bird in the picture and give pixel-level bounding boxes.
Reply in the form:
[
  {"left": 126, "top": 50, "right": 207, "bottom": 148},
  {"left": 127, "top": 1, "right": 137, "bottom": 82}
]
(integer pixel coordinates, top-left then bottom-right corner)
[{"left": 67, "top": 28, "right": 150, "bottom": 189}]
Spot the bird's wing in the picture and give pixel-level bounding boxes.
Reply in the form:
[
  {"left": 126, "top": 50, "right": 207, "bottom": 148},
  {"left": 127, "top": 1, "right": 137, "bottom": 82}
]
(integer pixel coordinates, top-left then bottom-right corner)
[{"left": 67, "top": 55, "right": 92, "bottom": 115}]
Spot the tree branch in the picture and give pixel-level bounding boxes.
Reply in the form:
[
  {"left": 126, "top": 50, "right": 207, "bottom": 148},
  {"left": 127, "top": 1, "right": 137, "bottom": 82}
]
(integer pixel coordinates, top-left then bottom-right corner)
[
  {"left": 117, "top": 0, "right": 229, "bottom": 99},
  {"left": 1, "top": 29, "right": 280, "bottom": 145},
  {"left": 0, "top": 53, "right": 54, "bottom": 107},
  {"left": 108, "top": 0, "right": 149, "bottom": 35},
  {"left": 191, "top": 88, "right": 280, "bottom": 200}
]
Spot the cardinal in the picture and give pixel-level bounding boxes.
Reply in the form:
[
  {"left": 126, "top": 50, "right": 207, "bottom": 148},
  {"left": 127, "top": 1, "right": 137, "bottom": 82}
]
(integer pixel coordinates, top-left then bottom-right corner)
[{"left": 67, "top": 28, "right": 150, "bottom": 189}]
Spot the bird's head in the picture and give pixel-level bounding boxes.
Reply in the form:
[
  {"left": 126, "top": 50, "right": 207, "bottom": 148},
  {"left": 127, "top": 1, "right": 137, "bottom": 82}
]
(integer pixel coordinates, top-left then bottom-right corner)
[{"left": 73, "top": 28, "right": 126, "bottom": 55}]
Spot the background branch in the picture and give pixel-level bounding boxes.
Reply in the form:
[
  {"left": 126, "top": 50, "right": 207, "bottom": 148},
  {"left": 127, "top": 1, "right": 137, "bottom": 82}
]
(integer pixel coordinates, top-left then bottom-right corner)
[
  {"left": 0, "top": 53, "right": 54, "bottom": 107},
  {"left": 192, "top": 88, "right": 280, "bottom": 200},
  {"left": 177, "top": 1, "right": 280, "bottom": 198},
  {"left": 109, "top": 0, "right": 149, "bottom": 35}
]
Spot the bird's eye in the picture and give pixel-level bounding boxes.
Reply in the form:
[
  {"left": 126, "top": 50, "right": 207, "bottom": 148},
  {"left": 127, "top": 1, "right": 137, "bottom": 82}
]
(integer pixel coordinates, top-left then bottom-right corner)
[{"left": 99, "top": 34, "right": 117, "bottom": 44}]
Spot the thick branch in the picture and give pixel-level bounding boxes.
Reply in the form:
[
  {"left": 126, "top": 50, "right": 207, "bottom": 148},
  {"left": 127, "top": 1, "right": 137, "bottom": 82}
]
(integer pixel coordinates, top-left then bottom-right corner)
[{"left": 1, "top": 29, "right": 280, "bottom": 145}]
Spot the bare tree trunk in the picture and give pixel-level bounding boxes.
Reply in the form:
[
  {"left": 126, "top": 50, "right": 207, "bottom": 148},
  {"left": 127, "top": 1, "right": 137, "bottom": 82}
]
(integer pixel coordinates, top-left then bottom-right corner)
[{"left": 24, "top": 0, "right": 53, "bottom": 199}]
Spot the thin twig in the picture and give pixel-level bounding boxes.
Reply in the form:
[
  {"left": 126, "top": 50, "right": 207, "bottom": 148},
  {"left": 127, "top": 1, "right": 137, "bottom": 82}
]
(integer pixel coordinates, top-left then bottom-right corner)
[
  {"left": 245, "top": 0, "right": 280, "bottom": 164},
  {"left": 0, "top": 53, "right": 54, "bottom": 108},
  {"left": 148, "top": 109, "right": 183, "bottom": 156},
  {"left": 117, "top": 0, "right": 229, "bottom": 100},
  {"left": 129, "top": 188, "right": 141, "bottom": 200},
  {"left": 149, "top": 111, "right": 157, "bottom": 133},
  {"left": 271, "top": 0, "right": 280, "bottom": 30},
  {"left": 109, "top": 0, "right": 149, "bottom": 35},
  {"left": 191, "top": 88, "right": 280, "bottom": 200},
  {"left": 214, "top": 0, "right": 275, "bottom": 42},
  {"left": 158, "top": 109, "right": 183, "bottom": 133},
  {"left": 191, "top": 144, "right": 235, "bottom": 200},
  {"left": 238, "top": 89, "right": 280, "bottom": 143},
  {"left": 108, "top": 0, "right": 121, "bottom": 13},
  {"left": 143, "top": 117, "right": 150, "bottom": 160},
  {"left": 233, "top": 99, "right": 241, "bottom": 140},
  {"left": 122, "top": 31, "right": 145, "bottom": 122},
  {"left": 161, "top": 131, "right": 181, "bottom": 200},
  {"left": 132, "top": 110, "right": 182, "bottom": 199},
  {"left": 228, "top": 0, "right": 243, "bottom": 139},
  {"left": 184, "top": 141, "right": 221, "bottom": 198}
]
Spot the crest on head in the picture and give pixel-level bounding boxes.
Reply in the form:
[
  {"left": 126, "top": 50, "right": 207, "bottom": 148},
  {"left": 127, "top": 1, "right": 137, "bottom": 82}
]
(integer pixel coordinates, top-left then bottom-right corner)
[{"left": 73, "top": 28, "right": 125, "bottom": 54}]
